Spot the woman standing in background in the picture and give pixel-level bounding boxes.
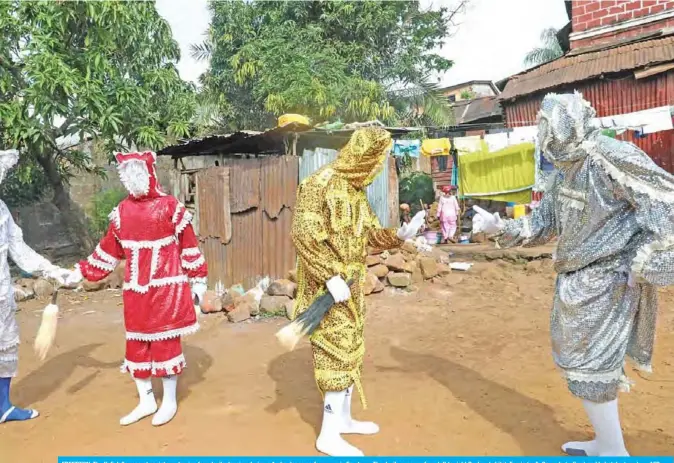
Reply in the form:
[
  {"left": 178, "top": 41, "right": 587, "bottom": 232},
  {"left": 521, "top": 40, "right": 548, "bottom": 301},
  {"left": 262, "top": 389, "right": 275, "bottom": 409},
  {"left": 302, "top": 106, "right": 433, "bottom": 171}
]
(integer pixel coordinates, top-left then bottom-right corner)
[{"left": 437, "top": 185, "right": 460, "bottom": 243}]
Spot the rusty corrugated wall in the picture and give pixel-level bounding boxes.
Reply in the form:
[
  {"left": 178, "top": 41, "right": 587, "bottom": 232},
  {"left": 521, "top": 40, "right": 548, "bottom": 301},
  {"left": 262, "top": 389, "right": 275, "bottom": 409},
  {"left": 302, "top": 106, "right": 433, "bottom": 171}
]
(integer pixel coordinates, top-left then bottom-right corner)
[
  {"left": 502, "top": 71, "right": 674, "bottom": 173},
  {"left": 196, "top": 156, "right": 299, "bottom": 289}
]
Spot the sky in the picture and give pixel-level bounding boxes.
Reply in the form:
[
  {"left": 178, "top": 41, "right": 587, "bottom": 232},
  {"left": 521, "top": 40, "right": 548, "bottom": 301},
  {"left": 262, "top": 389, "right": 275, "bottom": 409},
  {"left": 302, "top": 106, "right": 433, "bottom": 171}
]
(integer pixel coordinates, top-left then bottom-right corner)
[{"left": 155, "top": 0, "right": 569, "bottom": 88}]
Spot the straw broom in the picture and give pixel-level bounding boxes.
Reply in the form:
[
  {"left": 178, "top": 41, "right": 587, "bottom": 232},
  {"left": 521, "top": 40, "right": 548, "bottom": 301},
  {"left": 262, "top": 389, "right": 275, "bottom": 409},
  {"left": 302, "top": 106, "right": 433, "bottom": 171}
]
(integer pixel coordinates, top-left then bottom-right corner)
[
  {"left": 275, "top": 279, "right": 355, "bottom": 351},
  {"left": 34, "top": 290, "right": 59, "bottom": 361}
]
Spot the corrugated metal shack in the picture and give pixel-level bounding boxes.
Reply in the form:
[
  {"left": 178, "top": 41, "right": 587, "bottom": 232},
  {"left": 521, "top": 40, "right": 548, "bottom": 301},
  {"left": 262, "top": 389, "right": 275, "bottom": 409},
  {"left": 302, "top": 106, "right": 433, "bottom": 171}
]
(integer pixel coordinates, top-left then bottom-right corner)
[
  {"left": 500, "top": 31, "right": 674, "bottom": 172},
  {"left": 158, "top": 124, "right": 413, "bottom": 289}
]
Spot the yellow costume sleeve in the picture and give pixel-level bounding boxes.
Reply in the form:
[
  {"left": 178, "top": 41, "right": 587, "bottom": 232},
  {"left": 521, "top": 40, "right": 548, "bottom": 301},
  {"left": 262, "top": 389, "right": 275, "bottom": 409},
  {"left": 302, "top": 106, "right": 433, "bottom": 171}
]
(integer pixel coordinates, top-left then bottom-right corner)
[
  {"left": 291, "top": 176, "right": 345, "bottom": 283},
  {"left": 366, "top": 204, "right": 402, "bottom": 252}
]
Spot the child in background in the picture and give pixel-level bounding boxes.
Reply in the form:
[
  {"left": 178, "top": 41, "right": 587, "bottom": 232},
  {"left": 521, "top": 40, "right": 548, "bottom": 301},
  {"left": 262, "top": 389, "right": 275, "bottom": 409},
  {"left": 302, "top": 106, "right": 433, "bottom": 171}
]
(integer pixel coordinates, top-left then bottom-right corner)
[
  {"left": 437, "top": 185, "right": 460, "bottom": 244},
  {"left": 399, "top": 203, "right": 411, "bottom": 226}
]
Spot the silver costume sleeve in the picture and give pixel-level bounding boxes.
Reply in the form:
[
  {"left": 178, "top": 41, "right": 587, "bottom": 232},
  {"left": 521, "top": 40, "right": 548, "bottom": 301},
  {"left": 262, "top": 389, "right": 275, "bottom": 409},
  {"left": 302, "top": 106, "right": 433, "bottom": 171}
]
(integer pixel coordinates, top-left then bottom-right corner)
[
  {"left": 498, "top": 174, "right": 559, "bottom": 249},
  {"left": 7, "top": 212, "right": 56, "bottom": 276},
  {"left": 627, "top": 187, "right": 674, "bottom": 286}
]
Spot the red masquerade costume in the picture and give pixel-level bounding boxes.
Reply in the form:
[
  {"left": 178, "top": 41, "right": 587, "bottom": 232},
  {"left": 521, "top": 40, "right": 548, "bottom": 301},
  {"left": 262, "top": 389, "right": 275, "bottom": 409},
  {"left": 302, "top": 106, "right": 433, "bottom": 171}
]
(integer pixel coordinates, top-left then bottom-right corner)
[{"left": 78, "top": 151, "right": 207, "bottom": 379}]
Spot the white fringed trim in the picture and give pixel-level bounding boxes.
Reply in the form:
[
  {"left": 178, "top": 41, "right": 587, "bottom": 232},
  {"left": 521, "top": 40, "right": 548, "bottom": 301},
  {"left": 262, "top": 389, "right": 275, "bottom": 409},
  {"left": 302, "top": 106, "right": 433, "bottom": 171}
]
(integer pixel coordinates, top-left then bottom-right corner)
[
  {"left": 126, "top": 323, "right": 199, "bottom": 341},
  {"left": 172, "top": 202, "right": 185, "bottom": 224},
  {"left": 123, "top": 275, "right": 188, "bottom": 294},
  {"left": 87, "top": 255, "right": 116, "bottom": 273},
  {"left": 181, "top": 255, "right": 205, "bottom": 270},
  {"left": 120, "top": 235, "right": 176, "bottom": 250},
  {"left": 175, "top": 210, "right": 192, "bottom": 236},
  {"left": 587, "top": 144, "right": 674, "bottom": 203},
  {"left": 559, "top": 187, "right": 587, "bottom": 202},
  {"left": 520, "top": 216, "right": 533, "bottom": 239},
  {"left": 109, "top": 207, "right": 121, "bottom": 230},
  {"left": 0, "top": 354, "right": 18, "bottom": 363},
  {"left": 630, "top": 235, "right": 674, "bottom": 277},
  {"left": 151, "top": 354, "right": 186, "bottom": 375},
  {"left": 96, "top": 244, "right": 119, "bottom": 265},
  {"left": 190, "top": 277, "right": 207, "bottom": 285},
  {"left": 129, "top": 248, "right": 140, "bottom": 290},
  {"left": 181, "top": 247, "right": 201, "bottom": 257},
  {"left": 564, "top": 366, "right": 624, "bottom": 384},
  {"left": 120, "top": 359, "right": 151, "bottom": 374}
]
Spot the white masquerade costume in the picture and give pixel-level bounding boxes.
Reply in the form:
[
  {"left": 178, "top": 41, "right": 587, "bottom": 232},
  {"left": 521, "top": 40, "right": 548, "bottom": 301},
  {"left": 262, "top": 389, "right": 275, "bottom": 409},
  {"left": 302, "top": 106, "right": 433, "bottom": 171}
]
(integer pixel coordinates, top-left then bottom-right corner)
[{"left": 0, "top": 150, "right": 63, "bottom": 378}]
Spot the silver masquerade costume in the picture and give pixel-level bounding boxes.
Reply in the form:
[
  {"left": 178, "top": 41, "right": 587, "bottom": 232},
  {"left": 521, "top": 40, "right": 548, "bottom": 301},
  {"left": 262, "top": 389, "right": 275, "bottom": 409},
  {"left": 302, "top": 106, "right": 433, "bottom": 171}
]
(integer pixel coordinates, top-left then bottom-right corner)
[
  {"left": 0, "top": 150, "right": 61, "bottom": 378},
  {"left": 498, "top": 93, "right": 674, "bottom": 402}
]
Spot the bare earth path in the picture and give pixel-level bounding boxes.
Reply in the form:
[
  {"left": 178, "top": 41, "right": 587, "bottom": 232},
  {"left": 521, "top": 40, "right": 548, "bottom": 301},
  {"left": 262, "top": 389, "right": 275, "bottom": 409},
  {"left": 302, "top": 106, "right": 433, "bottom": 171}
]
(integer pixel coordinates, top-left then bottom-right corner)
[{"left": 2, "top": 258, "right": 673, "bottom": 460}]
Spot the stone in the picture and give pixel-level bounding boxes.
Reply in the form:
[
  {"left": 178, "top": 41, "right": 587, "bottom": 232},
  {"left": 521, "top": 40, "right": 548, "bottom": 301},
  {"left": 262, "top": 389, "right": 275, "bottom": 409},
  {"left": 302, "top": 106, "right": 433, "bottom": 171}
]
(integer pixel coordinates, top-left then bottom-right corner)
[
  {"left": 227, "top": 305, "right": 251, "bottom": 323},
  {"left": 443, "top": 274, "right": 465, "bottom": 287},
  {"left": 387, "top": 272, "right": 411, "bottom": 288},
  {"left": 471, "top": 232, "right": 486, "bottom": 244},
  {"left": 411, "top": 265, "right": 424, "bottom": 284},
  {"left": 200, "top": 290, "right": 224, "bottom": 314},
  {"left": 221, "top": 292, "right": 241, "bottom": 313},
  {"left": 82, "top": 279, "right": 105, "bottom": 292},
  {"left": 13, "top": 285, "right": 33, "bottom": 302},
  {"left": 373, "top": 279, "right": 385, "bottom": 293},
  {"left": 365, "top": 255, "right": 381, "bottom": 267},
  {"left": 437, "top": 264, "right": 452, "bottom": 277},
  {"left": 384, "top": 253, "right": 407, "bottom": 272},
  {"left": 287, "top": 269, "right": 298, "bottom": 283},
  {"left": 104, "top": 261, "right": 126, "bottom": 289},
  {"left": 363, "top": 272, "right": 379, "bottom": 296},
  {"left": 371, "top": 264, "right": 389, "bottom": 278},
  {"left": 419, "top": 257, "right": 440, "bottom": 280},
  {"left": 15, "top": 278, "right": 35, "bottom": 292},
  {"left": 401, "top": 241, "right": 418, "bottom": 255},
  {"left": 267, "top": 279, "right": 297, "bottom": 298},
  {"left": 260, "top": 295, "right": 292, "bottom": 314},
  {"left": 33, "top": 278, "right": 55, "bottom": 298},
  {"left": 283, "top": 299, "right": 295, "bottom": 320}
]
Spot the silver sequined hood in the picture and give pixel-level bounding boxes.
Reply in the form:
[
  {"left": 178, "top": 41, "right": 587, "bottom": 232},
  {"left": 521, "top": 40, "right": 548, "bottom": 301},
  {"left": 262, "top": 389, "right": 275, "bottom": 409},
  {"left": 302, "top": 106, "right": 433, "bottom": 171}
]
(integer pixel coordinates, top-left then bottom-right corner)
[{"left": 537, "top": 92, "right": 599, "bottom": 166}]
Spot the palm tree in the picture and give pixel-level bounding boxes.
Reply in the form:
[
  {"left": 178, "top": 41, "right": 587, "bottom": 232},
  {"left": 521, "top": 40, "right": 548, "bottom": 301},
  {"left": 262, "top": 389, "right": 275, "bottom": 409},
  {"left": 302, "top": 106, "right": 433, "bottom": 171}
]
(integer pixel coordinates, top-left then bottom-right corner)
[{"left": 524, "top": 28, "right": 563, "bottom": 67}]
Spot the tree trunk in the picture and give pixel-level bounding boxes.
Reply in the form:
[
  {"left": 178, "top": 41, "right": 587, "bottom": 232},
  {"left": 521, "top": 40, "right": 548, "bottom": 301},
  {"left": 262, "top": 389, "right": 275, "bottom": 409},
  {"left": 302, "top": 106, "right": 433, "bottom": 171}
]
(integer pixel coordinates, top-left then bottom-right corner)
[{"left": 37, "top": 153, "right": 95, "bottom": 253}]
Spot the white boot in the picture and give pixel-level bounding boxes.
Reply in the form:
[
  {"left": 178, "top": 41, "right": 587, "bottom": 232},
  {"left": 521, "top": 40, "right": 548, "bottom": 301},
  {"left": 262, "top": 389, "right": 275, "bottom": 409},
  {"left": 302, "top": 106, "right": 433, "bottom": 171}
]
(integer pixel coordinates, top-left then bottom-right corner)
[
  {"left": 120, "top": 378, "right": 157, "bottom": 426},
  {"left": 315, "top": 390, "right": 364, "bottom": 457},
  {"left": 152, "top": 375, "right": 178, "bottom": 426},
  {"left": 341, "top": 385, "right": 379, "bottom": 435},
  {"left": 562, "top": 399, "right": 629, "bottom": 456}
]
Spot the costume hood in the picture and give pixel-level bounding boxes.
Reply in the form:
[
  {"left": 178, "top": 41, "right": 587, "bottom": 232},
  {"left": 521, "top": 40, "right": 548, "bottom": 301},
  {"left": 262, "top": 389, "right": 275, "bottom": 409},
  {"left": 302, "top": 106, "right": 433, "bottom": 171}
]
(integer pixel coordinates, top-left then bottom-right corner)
[
  {"left": 332, "top": 127, "right": 392, "bottom": 190},
  {"left": 116, "top": 151, "right": 164, "bottom": 199},
  {"left": 537, "top": 92, "right": 598, "bottom": 166},
  {"left": 0, "top": 150, "right": 19, "bottom": 186}
]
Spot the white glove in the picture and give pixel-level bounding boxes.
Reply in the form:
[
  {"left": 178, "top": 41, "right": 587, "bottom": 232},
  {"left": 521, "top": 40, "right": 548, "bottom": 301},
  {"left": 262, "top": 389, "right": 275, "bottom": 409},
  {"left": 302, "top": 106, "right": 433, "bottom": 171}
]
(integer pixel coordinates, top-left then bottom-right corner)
[
  {"left": 326, "top": 276, "right": 351, "bottom": 303},
  {"left": 192, "top": 282, "right": 207, "bottom": 305},
  {"left": 397, "top": 210, "right": 426, "bottom": 241},
  {"left": 64, "top": 265, "right": 83, "bottom": 287},
  {"left": 47, "top": 267, "right": 73, "bottom": 286},
  {"left": 472, "top": 206, "right": 504, "bottom": 235}
]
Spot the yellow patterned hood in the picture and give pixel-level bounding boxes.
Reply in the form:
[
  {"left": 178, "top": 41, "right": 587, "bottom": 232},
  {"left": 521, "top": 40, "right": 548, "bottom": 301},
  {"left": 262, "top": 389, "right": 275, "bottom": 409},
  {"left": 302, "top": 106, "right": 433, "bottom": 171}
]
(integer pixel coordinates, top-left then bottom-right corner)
[{"left": 331, "top": 127, "right": 392, "bottom": 190}]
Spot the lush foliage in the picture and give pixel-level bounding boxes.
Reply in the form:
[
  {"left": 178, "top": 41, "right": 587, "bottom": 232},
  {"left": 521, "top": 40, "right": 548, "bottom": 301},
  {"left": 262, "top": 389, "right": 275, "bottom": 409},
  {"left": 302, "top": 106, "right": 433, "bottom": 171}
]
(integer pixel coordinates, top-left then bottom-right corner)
[
  {"left": 399, "top": 171, "right": 435, "bottom": 214},
  {"left": 194, "top": 0, "right": 465, "bottom": 131},
  {"left": 0, "top": 1, "right": 195, "bottom": 248},
  {"left": 524, "top": 28, "right": 563, "bottom": 68},
  {"left": 88, "top": 188, "right": 126, "bottom": 238}
]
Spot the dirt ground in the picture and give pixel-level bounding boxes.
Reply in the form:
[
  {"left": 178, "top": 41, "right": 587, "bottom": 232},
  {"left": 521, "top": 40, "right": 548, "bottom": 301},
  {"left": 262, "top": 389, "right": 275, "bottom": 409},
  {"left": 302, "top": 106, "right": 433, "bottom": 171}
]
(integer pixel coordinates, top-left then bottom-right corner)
[{"left": 2, "top": 254, "right": 674, "bottom": 460}]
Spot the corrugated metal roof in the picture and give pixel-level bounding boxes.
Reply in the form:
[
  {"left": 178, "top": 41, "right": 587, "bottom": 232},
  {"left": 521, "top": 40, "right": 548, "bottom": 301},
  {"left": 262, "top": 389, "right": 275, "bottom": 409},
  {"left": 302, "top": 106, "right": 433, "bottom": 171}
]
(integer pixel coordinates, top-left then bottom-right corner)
[
  {"left": 501, "top": 35, "right": 674, "bottom": 101},
  {"left": 452, "top": 96, "right": 503, "bottom": 124}
]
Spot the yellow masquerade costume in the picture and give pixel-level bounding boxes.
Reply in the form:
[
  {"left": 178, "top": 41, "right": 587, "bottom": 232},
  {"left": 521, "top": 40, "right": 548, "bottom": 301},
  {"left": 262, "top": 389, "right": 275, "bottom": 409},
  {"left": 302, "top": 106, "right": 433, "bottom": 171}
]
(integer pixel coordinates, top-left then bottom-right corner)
[{"left": 290, "top": 127, "right": 402, "bottom": 408}]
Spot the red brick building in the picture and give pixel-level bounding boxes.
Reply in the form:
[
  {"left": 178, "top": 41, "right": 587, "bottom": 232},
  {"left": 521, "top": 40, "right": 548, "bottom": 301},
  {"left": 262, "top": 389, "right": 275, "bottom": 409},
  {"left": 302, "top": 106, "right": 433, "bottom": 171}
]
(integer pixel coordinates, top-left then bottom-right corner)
[{"left": 500, "top": 0, "right": 674, "bottom": 172}]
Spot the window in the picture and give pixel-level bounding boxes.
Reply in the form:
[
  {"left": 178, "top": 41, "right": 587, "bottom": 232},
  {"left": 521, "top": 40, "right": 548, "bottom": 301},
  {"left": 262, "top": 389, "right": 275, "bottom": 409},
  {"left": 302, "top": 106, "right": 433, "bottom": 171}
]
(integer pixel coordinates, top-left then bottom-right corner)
[
  {"left": 437, "top": 156, "right": 448, "bottom": 172},
  {"left": 448, "top": 94, "right": 456, "bottom": 102}
]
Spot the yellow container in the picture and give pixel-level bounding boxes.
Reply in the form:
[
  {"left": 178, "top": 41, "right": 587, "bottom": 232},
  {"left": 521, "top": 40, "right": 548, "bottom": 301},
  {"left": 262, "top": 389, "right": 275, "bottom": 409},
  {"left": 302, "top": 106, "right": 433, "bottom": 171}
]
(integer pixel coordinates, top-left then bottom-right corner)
[{"left": 513, "top": 204, "right": 526, "bottom": 219}]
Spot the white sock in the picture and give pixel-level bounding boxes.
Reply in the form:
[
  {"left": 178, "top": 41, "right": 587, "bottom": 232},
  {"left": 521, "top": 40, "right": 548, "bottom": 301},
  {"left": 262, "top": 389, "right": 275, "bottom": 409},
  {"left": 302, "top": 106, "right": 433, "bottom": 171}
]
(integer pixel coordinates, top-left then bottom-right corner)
[
  {"left": 341, "top": 385, "right": 379, "bottom": 435},
  {"left": 152, "top": 375, "right": 178, "bottom": 426},
  {"left": 315, "top": 390, "right": 364, "bottom": 457},
  {"left": 120, "top": 378, "right": 157, "bottom": 426},
  {"left": 562, "top": 399, "right": 629, "bottom": 456}
]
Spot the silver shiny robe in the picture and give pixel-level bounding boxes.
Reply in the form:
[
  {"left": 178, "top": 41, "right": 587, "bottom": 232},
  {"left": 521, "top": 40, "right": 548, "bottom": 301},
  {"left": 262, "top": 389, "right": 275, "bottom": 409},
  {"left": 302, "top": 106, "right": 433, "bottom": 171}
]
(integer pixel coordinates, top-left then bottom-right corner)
[
  {"left": 0, "top": 200, "right": 55, "bottom": 377},
  {"left": 499, "top": 95, "right": 674, "bottom": 401}
]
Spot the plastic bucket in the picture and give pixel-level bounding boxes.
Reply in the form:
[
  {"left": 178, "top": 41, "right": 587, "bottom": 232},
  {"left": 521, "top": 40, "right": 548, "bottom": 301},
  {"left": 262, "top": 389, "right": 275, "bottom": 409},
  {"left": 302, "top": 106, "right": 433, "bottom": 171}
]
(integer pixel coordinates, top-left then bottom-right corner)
[
  {"left": 424, "top": 230, "right": 440, "bottom": 244},
  {"left": 513, "top": 204, "right": 526, "bottom": 219}
]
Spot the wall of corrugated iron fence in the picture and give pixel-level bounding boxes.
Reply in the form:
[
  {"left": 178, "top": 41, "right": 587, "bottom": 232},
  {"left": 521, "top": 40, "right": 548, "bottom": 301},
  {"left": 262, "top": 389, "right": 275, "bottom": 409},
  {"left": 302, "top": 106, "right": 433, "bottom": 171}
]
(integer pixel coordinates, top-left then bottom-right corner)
[
  {"left": 502, "top": 71, "right": 674, "bottom": 173},
  {"left": 299, "top": 148, "right": 392, "bottom": 228}
]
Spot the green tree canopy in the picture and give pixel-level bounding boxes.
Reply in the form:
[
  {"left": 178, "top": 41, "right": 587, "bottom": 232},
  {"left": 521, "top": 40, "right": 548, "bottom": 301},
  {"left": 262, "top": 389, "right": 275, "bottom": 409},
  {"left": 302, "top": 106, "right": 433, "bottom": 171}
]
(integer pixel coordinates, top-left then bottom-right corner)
[
  {"left": 524, "top": 27, "right": 563, "bottom": 68},
  {"left": 195, "top": 0, "right": 466, "bottom": 132},
  {"left": 0, "top": 0, "right": 195, "bottom": 249}
]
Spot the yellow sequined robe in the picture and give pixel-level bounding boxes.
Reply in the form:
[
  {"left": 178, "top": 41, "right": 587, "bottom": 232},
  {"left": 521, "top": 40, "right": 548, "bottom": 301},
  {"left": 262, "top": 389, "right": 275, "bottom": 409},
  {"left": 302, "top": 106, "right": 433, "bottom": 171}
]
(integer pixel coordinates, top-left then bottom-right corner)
[{"left": 290, "top": 127, "right": 402, "bottom": 409}]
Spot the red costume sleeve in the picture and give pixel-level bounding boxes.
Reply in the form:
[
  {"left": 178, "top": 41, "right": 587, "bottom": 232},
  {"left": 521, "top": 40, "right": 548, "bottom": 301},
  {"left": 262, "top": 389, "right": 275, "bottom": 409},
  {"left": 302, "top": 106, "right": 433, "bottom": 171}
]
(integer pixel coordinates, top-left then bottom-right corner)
[
  {"left": 173, "top": 202, "right": 208, "bottom": 282},
  {"left": 79, "top": 223, "right": 124, "bottom": 282}
]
